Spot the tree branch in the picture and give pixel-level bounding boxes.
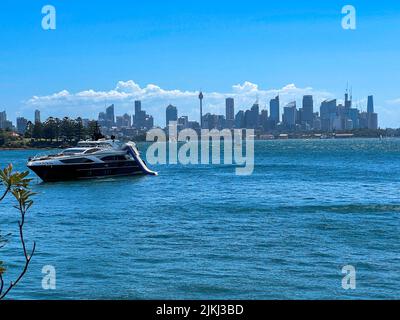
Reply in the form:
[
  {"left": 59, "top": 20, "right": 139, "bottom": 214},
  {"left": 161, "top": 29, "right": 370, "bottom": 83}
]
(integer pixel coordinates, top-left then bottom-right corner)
[{"left": 0, "top": 186, "right": 10, "bottom": 202}]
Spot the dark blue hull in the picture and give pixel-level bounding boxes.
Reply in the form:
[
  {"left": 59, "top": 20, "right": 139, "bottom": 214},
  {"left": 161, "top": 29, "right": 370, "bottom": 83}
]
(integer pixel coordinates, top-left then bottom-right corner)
[{"left": 28, "top": 160, "right": 143, "bottom": 182}]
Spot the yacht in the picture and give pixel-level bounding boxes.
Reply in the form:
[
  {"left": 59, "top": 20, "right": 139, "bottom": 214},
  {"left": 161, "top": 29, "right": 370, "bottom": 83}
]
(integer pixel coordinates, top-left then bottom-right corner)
[{"left": 27, "top": 139, "right": 157, "bottom": 182}]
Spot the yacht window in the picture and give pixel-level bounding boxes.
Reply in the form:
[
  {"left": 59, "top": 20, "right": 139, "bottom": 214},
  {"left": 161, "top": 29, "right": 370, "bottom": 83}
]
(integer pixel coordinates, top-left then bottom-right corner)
[
  {"left": 84, "top": 148, "right": 101, "bottom": 154},
  {"left": 101, "top": 155, "right": 127, "bottom": 161},
  {"left": 62, "top": 148, "right": 86, "bottom": 155},
  {"left": 60, "top": 158, "right": 94, "bottom": 164}
]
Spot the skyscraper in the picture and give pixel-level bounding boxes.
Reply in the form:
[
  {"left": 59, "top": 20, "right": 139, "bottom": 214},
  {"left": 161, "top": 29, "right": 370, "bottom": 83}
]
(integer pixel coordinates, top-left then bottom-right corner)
[
  {"left": 16, "top": 117, "right": 28, "bottom": 134},
  {"left": 0, "top": 111, "right": 12, "bottom": 130},
  {"left": 320, "top": 99, "right": 337, "bottom": 132},
  {"left": 225, "top": 98, "right": 234, "bottom": 129},
  {"left": 367, "top": 95, "right": 374, "bottom": 113},
  {"left": 0, "top": 111, "right": 7, "bottom": 129},
  {"left": 134, "top": 100, "right": 145, "bottom": 128},
  {"left": 302, "top": 95, "right": 314, "bottom": 126},
  {"left": 166, "top": 104, "right": 178, "bottom": 127},
  {"left": 199, "top": 91, "right": 204, "bottom": 129},
  {"left": 282, "top": 102, "right": 297, "bottom": 128},
  {"left": 269, "top": 96, "right": 280, "bottom": 124},
  {"left": 135, "top": 100, "right": 142, "bottom": 116},
  {"left": 34, "top": 109, "right": 41, "bottom": 123},
  {"left": 105, "top": 104, "right": 115, "bottom": 127},
  {"left": 235, "top": 110, "right": 245, "bottom": 129}
]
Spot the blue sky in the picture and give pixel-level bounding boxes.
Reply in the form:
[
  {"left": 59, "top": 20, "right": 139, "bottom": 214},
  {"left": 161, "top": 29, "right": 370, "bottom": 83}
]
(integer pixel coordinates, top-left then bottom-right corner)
[{"left": 1, "top": 0, "right": 400, "bottom": 127}]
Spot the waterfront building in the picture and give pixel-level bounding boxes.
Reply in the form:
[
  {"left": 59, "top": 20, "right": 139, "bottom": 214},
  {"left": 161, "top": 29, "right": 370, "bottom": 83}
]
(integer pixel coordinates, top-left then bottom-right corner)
[
  {"left": 133, "top": 100, "right": 153, "bottom": 129},
  {"left": 116, "top": 113, "right": 131, "bottom": 128},
  {"left": 225, "top": 98, "right": 235, "bottom": 129},
  {"left": 178, "top": 116, "right": 189, "bottom": 130},
  {"left": 0, "top": 111, "right": 6, "bottom": 129},
  {"left": 359, "top": 112, "right": 369, "bottom": 129},
  {"left": 313, "top": 118, "right": 322, "bottom": 131},
  {"left": 244, "top": 102, "right": 260, "bottom": 129},
  {"left": 16, "top": 117, "right": 28, "bottom": 134},
  {"left": 348, "top": 108, "right": 360, "bottom": 129},
  {"left": 282, "top": 102, "right": 297, "bottom": 129},
  {"left": 166, "top": 104, "right": 178, "bottom": 127},
  {"left": 367, "top": 95, "right": 374, "bottom": 114},
  {"left": 34, "top": 109, "right": 41, "bottom": 123},
  {"left": 235, "top": 110, "right": 245, "bottom": 129},
  {"left": 368, "top": 112, "right": 378, "bottom": 130},
  {"left": 105, "top": 104, "right": 115, "bottom": 126},
  {"left": 302, "top": 95, "right": 314, "bottom": 127},
  {"left": 320, "top": 99, "right": 337, "bottom": 132},
  {"left": 202, "top": 113, "right": 224, "bottom": 130},
  {"left": 98, "top": 112, "right": 107, "bottom": 127},
  {"left": 269, "top": 96, "right": 280, "bottom": 125},
  {"left": 134, "top": 100, "right": 145, "bottom": 128},
  {"left": 260, "top": 109, "right": 269, "bottom": 132},
  {"left": 187, "top": 120, "right": 200, "bottom": 131}
]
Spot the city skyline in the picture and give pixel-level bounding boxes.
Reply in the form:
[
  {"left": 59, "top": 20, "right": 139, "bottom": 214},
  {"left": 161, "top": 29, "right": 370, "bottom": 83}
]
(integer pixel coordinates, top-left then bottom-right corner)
[
  {"left": 1, "top": 1, "right": 400, "bottom": 128},
  {"left": 1, "top": 81, "right": 393, "bottom": 129},
  {"left": 1, "top": 89, "right": 379, "bottom": 137}
]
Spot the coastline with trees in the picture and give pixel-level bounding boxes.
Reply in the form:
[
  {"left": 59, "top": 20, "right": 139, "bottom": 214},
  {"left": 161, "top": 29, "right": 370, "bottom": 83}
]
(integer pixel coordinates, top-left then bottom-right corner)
[{"left": 0, "top": 118, "right": 103, "bottom": 149}]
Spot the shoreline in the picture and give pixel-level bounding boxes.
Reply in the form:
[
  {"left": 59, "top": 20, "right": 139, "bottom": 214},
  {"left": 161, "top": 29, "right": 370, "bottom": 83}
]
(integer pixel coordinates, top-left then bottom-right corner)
[{"left": 0, "top": 136, "right": 395, "bottom": 151}]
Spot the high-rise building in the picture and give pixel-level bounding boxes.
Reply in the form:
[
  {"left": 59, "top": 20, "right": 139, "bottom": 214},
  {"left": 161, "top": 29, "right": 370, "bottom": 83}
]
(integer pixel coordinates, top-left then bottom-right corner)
[
  {"left": 260, "top": 109, "right": 269, "bottom": 132},
  {"left": 320, "top": 99, "right": 337, "bottom": 131},
  {"left": 202, "top": 113, "right": 225, "bottom": 130},
  {"left": 367, "top": 95, "right": 374, "bottom": 114},
  {"left": 115, "top": 116, "right": 124, "bottom": 128},
  {"left": 98, "top": 112, "right": 106, "bottom": 127},
  {"left": 177, "top": 116, "right": 189, "bottom": 130},
  {"left": 105, "top": 104, "right": 115, "bottom": 127},
  {"left": 16, "top": 117, "right": 28, "bottom": 134},
  {"left": 0, "top": 111, "right": 12, "bottom": 130},
  {"left": 225, "top": 98, "right": 235, "bottom": 129},
  {"left": 116, "top": 113, "right": 131, "bottom": 128},
  {"left": 348, "top": 108, "right": 360, "bottom": 129},
  {"left": 132, "top": 100, "right": 153, "bottom": 130},
  {"left": 123, "top": 113, "right": 132, "bottom": 128},
  {"left": 235, "top": 110, "right": 245, "bottom": 128},
  {"left": 134, "top": 100, "right": 142, "bottom": 116},
  {"left": 0, "top": 111, "right": 7, "bottom": 129},
  {"left": 245, "top": 102, "right": 260, "bottom": 129},
  {"left": 345, "top": 88, "right": 352, "bottom": 110},
  {"left": 302, "top": 95, "right": 314, "bottom": 127},
  {"left": 368, "top": 112, "right": 378, "bottom": 130},
  {"left": 134, "top": 100, "right": 145, "bottom": 128},
  {"left": 166, "top": 104, "right": 178, "bottom": 127},
  {"left": 282, "top": 102, "right": 297, "bottom": 128},
  {"left": 34, "top": 109, "right": 41, "bottom": 123},
  {"left": 269, "top": 96, "right": 280, "bottom": 124}
]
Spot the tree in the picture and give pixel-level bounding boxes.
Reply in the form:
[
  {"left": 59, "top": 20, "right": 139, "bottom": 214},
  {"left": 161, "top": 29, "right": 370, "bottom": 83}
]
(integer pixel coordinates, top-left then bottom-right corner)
[
  {"left": 60, "top": 117, "right": 75, "bottom": 142},
  {"left": 24, "top": 121, "right": 34, "bottom": 139},
  {"left": 0, "top": 164, "right": 35, "bottom": 300},
  {"left": 74, "top": 118, "right": 84, "bottom": 142},
  {"left": 32, "top": 122, "right": 43, "bottom": 141},
  {"left": 87, "top": 121, "right": 104, "bottom": 141},
  {"left": 43, "top": 117, "right": 57, "bottom": 142}
]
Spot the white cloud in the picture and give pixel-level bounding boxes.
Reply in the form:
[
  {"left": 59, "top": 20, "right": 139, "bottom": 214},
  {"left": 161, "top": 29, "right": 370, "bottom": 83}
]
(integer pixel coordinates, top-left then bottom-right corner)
[
  {"left": 24, "top": 80, "right": 334, "bottom": 126},
  {"left": 386, "top": 98, "right": 400, "bottom": 106}
]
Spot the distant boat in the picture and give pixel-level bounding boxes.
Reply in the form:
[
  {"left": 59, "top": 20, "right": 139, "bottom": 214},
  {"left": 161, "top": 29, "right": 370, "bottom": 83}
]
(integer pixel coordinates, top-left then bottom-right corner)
[{"left": 27, "top": 139, "right": 157, "bottom": 182}]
